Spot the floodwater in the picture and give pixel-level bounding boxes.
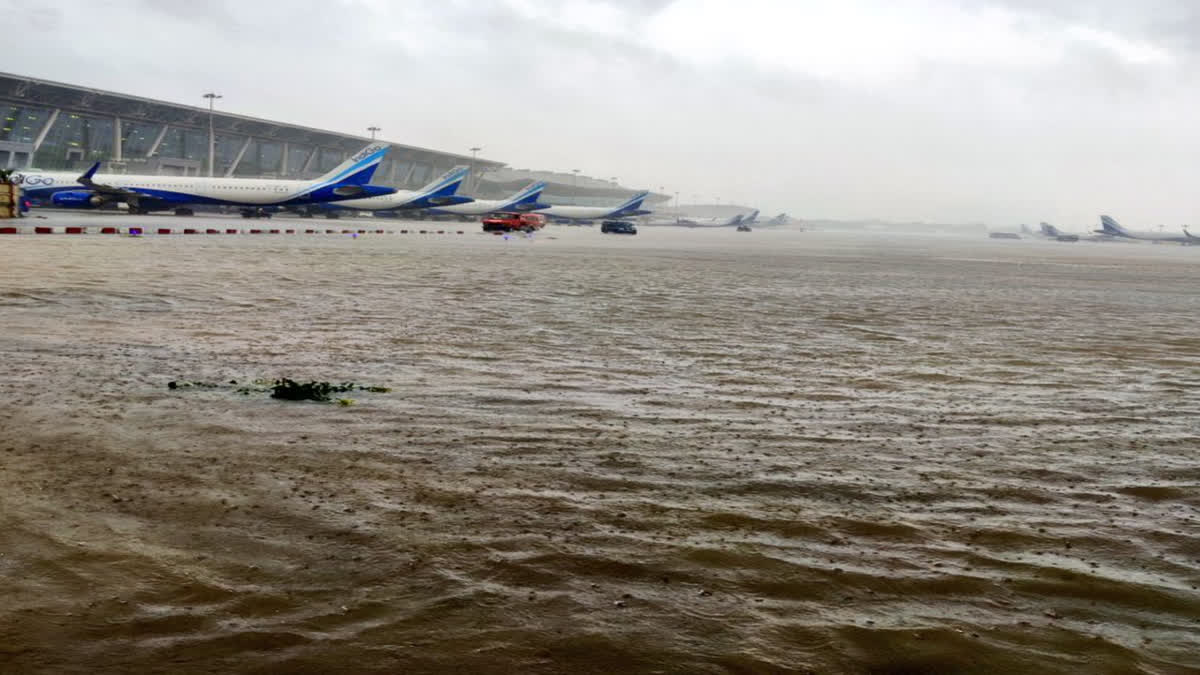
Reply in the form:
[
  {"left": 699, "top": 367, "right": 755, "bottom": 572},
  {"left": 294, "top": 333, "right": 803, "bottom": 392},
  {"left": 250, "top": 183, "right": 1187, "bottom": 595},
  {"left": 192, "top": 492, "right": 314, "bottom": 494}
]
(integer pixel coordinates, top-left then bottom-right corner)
[{"left": 1, "top": 219, "right": 1198, "bottom": 674}]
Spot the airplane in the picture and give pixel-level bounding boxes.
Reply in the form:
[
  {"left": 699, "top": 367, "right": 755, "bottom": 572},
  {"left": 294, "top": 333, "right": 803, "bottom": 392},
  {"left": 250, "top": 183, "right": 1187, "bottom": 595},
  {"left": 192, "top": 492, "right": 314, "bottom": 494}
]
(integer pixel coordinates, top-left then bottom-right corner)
[
  {"left": 638, "top": 214, "right": 695, "bottom": 226},
  {"left": 1037, "top": 222, "right": 1134, "bottom": 243},
  {"left": 538, "top": 191, "right": 651, "bottom": 223},
  {"left": 765, "top": 213, "right": 790, "bottom": 226},
  {"left": 1097, "top": 215, "right": 1198, "bottom": 245},
  {"left": 641, "top": 212, "right": 746, "bottom": 228},
  {"left": 13, "top": 143, "right": 396, "bottom": 215},
  {"left": 1038, "top": 222, "right": 1080, "bottom": 242},
  {"left": 317, "top": 165, "right": 475, "bottom": 213},
  {"left": 426, "top": 181, "right": 547, "bottom": 217},
  {"left": 742, "top": 209, "right": 760, "bottom": 225},
  {"left": 695, "top": 213, "right": 745, "bottom": 227}
]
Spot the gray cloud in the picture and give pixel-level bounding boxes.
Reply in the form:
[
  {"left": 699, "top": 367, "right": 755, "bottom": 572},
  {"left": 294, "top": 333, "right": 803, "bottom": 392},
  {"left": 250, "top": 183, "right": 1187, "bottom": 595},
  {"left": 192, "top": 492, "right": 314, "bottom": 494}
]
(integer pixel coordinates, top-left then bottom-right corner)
[{"left": 5, "top": 0, "right": 1198, "bottom": 226}]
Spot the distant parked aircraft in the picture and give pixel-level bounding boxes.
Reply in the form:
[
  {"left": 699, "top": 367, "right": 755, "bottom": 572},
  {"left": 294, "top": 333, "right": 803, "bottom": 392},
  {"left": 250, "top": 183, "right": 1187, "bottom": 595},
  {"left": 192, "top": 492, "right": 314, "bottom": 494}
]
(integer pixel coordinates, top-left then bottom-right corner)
[
  {"left": 1097, "top": 215, "right": 1197, "bottom": 245},
  {"left": 428, "top": 181, "right": 547, "bottom": 217},
  {"left": 539, "top": 191, "right": 651, "bottom": 222}
]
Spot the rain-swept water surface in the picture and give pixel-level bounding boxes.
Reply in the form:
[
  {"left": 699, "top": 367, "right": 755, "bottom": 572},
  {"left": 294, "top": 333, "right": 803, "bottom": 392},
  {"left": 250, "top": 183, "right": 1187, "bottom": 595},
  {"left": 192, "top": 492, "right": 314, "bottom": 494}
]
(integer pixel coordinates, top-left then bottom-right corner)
[{"left": 1, "top": 225, "right": 1197, "bottom": 674}]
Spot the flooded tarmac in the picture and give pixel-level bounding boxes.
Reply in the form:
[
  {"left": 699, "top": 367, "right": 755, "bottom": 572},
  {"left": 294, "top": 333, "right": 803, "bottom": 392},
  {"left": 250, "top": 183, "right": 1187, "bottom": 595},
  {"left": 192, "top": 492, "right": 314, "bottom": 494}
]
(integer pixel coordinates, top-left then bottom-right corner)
[{"left": 1, "top": 219, "right": 1198, "bottom": 673}]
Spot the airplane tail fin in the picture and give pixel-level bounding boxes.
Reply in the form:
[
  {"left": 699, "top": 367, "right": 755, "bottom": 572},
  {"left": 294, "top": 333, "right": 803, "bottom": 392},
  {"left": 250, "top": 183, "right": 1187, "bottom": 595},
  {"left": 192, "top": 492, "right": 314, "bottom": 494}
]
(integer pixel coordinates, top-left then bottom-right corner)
[
  {"left": 729, "top": 214, "right": 744, "bottom": 226},
  {"left": 615, "top": 191, "right": 649, "bottom": 214},
  {"left": 506, "top": 181, "right": 547, "bottom": 210},
  {"left": 743, "top": 209, "right": 759, "bottom": 224},
  {"left": 315, "top": 143, "right": 390, "bottom": 186},
  {"left": 1039, "top": 222, "right": 1060, "bottom": 237},
  {"left": 417, "top": 165, "right": 470, "bottom": 199},
  {"left": 77, "top": 161, "right": 101, "bottom": 184},
  {"left": 1099, "top": 215, "right": 1129, "bottom": 236}
]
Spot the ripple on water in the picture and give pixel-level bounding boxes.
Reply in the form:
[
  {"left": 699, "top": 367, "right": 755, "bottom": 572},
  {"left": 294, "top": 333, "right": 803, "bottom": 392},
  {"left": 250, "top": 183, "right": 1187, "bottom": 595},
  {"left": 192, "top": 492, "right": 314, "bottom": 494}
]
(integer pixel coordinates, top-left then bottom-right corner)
[{"left": 0, "top": 230, "right": 1197, "bottom": 673}]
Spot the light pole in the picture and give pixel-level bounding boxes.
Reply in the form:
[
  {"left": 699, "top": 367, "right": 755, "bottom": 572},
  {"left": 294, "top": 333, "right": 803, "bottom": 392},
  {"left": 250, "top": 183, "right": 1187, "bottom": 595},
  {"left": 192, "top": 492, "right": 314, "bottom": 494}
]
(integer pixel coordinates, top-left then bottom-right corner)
[
  {"left": 367, "top": 126, "right": 381, "bottom": 140},
  {"left": 572, "top": 169, "right": 580, "bottom": 202},
  {"left": 468, "top": 147, "right": 482, "bottom": 191},
  {"left": 202, "top": 92, "right": 222, "bottom": 177}
]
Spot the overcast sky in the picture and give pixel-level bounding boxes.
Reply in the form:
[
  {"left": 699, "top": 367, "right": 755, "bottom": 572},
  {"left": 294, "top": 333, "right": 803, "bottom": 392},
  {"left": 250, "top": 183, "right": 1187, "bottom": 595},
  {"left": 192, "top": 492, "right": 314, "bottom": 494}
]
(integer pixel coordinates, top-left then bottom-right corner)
[{"left": 7, "top": 0, "right": 1199, "bottom": 226}]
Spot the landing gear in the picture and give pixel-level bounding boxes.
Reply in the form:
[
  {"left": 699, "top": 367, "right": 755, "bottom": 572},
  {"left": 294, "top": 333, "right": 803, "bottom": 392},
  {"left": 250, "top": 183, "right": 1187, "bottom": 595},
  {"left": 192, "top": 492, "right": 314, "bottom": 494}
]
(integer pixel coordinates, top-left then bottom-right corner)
[
  {"left": 240, "top": 208, "right": 272, "bottom": 219},
  {"left": 174, "top": 207, "right": 195, "bottom": 216}
]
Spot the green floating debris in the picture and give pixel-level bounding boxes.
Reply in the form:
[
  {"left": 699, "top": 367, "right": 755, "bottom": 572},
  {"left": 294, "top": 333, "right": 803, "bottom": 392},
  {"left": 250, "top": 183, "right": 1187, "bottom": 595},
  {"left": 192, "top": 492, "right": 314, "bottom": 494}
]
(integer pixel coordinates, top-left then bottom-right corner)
[
  {"left": 168, "top": 378, "right": 390, "bottom": 404},
  {"left": 270, "top": 379, "right": 356, "bottom": 402}
]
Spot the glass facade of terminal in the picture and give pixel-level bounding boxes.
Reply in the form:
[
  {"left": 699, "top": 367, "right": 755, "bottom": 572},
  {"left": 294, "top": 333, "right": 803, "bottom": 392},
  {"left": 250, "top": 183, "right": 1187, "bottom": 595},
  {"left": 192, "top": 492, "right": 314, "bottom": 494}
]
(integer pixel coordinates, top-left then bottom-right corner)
[
  {"left": 155, "top": 126, "right": 207, "bottom": 164},
  {"left": 34, "top": 113, "right": 115, "bottom": 168},
  {"left": 1, "top": 76, "right": 483, "bottom": 186},
  {"left": 316, "top": 147, "right": 342, "bottom": 173},
  {"left": 285, "top": 144, "right": 312, "bottom": 175},
  {"left": 232, "top": 140, "right": 282, "bottom": 177},
  {"left": 1, "top": 105, "right": 49, "bottom": 144},
  {"left": 120, "top": 120, "right": 161, "bottom": 158},
  {"left": 6, "top": 108, "right": 351, "bottom": 176}
]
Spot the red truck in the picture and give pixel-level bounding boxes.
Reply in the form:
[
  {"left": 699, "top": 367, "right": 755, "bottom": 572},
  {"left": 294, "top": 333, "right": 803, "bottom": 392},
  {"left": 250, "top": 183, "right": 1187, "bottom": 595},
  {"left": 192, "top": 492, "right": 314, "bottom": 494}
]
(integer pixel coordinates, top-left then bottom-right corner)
[{"left": 481, "top": 212, "right": 546, "bottom": 233}]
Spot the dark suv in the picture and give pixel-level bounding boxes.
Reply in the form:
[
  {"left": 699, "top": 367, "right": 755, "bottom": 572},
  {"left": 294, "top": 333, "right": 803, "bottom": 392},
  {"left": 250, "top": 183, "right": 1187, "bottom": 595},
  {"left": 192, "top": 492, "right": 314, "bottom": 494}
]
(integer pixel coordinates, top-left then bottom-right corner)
[{"left": 600, "top": 220, "right": 637, "bottom": 235}]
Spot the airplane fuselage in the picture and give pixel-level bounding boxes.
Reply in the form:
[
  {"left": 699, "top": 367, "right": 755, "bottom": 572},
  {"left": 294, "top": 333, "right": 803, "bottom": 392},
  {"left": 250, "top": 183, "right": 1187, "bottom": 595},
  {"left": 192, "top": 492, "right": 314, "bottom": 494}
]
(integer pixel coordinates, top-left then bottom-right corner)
[
  {"left": 534, "top": 191, "right": 650, "bottom": 222},
  {"left": 526, "top": 205, "right": 623, "bottom": 220},
  {"left": 428, "top": 198, "right": 541, "bottom": 216},
  {"left": 14, "top": 170, "right": 385, "bottom": 207},
  {"left": 1098, "top": 216, "right": 1196, "bottom": 244},
  {"left": 328, "top": 189, "right": 434, "bottom": 211},
  {"left": 1098, "top": 227, "right": 1196, "bottom": 244}
]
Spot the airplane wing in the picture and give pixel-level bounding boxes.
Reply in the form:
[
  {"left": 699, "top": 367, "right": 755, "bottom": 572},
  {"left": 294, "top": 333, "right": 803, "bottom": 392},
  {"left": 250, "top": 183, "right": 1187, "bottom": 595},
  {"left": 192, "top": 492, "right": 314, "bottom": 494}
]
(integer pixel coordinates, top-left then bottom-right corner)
[{"left": 76, "top": 162, "right": 148, "bottom": 207}]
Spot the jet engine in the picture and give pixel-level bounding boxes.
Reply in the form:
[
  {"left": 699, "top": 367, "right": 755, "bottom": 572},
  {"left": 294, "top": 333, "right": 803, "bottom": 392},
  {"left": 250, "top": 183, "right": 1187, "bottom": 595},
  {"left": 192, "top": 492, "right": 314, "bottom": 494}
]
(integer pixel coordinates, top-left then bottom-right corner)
[{"left": 50, "top": 190, "right": 103, "bottom": 208}]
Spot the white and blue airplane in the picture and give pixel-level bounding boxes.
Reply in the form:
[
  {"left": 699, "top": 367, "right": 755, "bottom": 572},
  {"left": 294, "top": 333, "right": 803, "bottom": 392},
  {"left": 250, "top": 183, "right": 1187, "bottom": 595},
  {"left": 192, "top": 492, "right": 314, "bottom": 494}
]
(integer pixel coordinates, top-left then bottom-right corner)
[
  {"left": 426, "top": 181, "right": 548, "bottom": 217},
  {"left": 538, "top": 191, "right": 651, "bottom": 223},
  {"left": 316, "top": 165, "right": 475, "bottom": 213},
  {"left": 1038, "top": 222, "right": 1081, "bottom": 242},
  {"left": 646, "top": 212, "right": 744, "bottom": 228},
  {"left": 12, "top": 143, "right": 396, "bottom": 214},
  {"left": 1036, "top": 222, "right": 1124, "bottom": 243},
  {"left": 1097, "top": 215, "right": 1198, "bottom": 245}
]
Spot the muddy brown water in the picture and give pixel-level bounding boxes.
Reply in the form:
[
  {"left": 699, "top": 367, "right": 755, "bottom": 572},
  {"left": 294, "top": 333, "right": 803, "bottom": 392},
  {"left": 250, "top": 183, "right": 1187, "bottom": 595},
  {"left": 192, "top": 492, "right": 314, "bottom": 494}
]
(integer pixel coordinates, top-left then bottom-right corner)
[{"left": 1, "top": 223, "right": 1197, "bottom": 674}]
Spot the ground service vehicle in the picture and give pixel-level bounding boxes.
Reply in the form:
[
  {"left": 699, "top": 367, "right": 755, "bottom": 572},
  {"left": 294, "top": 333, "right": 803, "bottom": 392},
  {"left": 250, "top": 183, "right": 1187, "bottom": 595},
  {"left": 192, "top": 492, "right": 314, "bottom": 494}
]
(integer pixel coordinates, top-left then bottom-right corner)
[
  {"left": 600, "top": 220, "right": 637, "bottom": 234},
  {"left": 482, "top": 212, "right": 546, "bottom": 233}
]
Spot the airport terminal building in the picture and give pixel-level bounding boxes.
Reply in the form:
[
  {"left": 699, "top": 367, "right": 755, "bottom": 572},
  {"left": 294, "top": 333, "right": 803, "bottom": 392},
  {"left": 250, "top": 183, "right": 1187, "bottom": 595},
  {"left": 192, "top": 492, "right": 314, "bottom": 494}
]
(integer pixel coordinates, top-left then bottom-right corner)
[
  {"left": 0, "top": 72, "right": 503, "bottom": 193},
  {"left": 1, "top": 71, "right": 668, "bottom": 207}
]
